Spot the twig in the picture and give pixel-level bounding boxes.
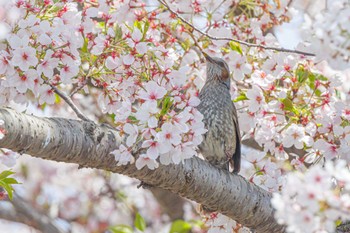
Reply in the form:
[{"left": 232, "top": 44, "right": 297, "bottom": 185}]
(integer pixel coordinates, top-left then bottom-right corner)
[
  {"left": 70, "top": 78, "right": 88, "bottom": 97},
  {"left": 158, "top": 0, "right": 316, "bottom": 57},
  {"left": 49, "top": 84, "right": 91, "bottom": 121}
]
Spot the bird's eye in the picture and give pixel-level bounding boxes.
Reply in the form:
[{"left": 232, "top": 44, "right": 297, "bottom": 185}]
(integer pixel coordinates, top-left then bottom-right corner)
[{"left": 217, "top": 60, "right": 224, "bottom": 66}]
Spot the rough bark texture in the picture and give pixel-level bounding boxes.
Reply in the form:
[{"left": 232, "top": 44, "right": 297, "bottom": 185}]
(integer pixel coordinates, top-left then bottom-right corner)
[{"left": 0, "top": 107, "right": 285, "bottom": 233}]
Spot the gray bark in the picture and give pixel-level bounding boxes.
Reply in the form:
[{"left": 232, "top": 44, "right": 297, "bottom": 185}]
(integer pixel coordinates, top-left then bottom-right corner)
[{"left": 0, "top": 107, "right": 285, "bottom": 233}]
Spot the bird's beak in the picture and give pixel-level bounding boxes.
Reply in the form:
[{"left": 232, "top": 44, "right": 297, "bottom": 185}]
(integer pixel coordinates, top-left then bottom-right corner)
[{"left": 202, "top": 51, "right": 214, "bottom": 63}]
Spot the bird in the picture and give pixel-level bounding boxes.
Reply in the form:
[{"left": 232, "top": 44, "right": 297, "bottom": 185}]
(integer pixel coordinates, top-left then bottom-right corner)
[{"left": 197, "top": 52, "right": 241, "bottom": 173}]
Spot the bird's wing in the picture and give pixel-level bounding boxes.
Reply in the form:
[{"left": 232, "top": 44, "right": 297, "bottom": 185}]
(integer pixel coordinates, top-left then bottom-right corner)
[{"left": 230, "top": 102, "right": 241, "bottom": 173}]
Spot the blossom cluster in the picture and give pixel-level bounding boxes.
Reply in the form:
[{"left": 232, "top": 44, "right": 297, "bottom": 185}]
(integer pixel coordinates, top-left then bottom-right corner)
[
  {"left": 203, "top": 213, "right": 250, "bottom": 233},
  {"left": 0, "top": 0, "right": 349, "bottom": 232},
  {"left": 272, "top": 160, "right": 350, "bottom": 233},
  {"left": 300, "top": 0, "right": 350, "bottom": 70}
]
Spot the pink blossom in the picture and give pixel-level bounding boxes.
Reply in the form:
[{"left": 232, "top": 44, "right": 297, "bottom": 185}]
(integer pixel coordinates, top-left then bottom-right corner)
[
  {"left": 168, "top": 66, "right": 190, "bottom": 87},
  {"left": 171, "top": 143, "right": 196, "bottom": 164},
  {"left": 139, "top": 81, "right": 167, "bottom": 102},
  {"left": 246, "top": 85, "right": 265, "bottom": 112},
  {"left": 123, "top": 123, "right": 138, "bottom": 147},
  {"left": 37, "top": 50, "right": 59, "bottom": 78},
  {"left": 105, "top": 56, "right": 122, "bottom": 70},
  {"left": 60, "top": 57, "right": 79, "bottom": 84},
  {"left": 38, "top": 85, "right": 55, "bottom": 105},
  {"left": 91, "top": 34, "right": 108, "bottom": 55},
  {"left": 12, "top": 69, "right": 37, "bottom": 93},
  {"left": 282, "top": 124, "right": 312, "bottom": 149},
  {"left": 127, "top": 28, "right": 148, "bottom": 55},
  {"left": 135, "top": 101, "right": 159, "bottom": 128},
  {"left": 111, "top": 144, "right": 135, "bottom": 166},
  {"left": 11, "top": 47, "right": 38, "bottom": 71},
  {"left": 228, "top": 53, "right": 252, "bottom": 82},
  {"left": 250, "top": 70, "right": 275, "bottom": 88},
  {"left": 0, "top": 51, "right": 14, "bottom": 75},
  {"left": 314, "top": 139, "right": 338, "bottom": 160},
  {"left": 135, "top": 154, "right": 158, "bottom": 170},
  {"left": 122, "top": 54, "right": 135, "bottom": 65},
  {"left": 142, "top": 139, "right": 161, "bottom": 159},
  {"left": 0, "top": 149, "right": 18, "bottom": 167},
  {"left": 156, "top": 122, "right": 182, "bottom": 153}
]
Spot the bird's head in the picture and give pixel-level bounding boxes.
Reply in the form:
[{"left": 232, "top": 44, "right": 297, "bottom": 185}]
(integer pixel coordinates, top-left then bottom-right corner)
[{"left": 203, "top": 52, "right": 230, "bottom": 87}]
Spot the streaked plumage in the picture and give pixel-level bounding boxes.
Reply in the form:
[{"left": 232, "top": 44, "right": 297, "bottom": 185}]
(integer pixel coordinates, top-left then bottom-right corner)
[{"left": 197, "top": 53, "right": 241, "bottom": 173}]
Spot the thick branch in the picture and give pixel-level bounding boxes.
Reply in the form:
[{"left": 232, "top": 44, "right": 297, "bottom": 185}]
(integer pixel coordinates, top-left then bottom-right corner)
[
  {"left": 0, "top": 107, "right": 284, "bottom": 233},
  {"left": 158, "top": 0, "right": 315, "bottom": 56},
  {"left": 0, "top": 194, "right": 67, "bottom": 233}
]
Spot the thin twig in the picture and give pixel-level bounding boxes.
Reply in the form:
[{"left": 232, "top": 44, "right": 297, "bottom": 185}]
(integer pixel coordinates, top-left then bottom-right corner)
[
  {"left": 50, "top": 84, "right": 91, "bottom": 121},
  {"left": 70, "top": 78, "right": 88, "bottom": 97},
  {"left": 158, "top": 0, "right": 316, "bottom": 57}
]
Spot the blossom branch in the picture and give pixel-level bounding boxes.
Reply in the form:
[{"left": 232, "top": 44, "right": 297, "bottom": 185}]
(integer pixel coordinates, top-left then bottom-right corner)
[
  {"left": 49, "top": 84, "right": 90, "bottom": 121},
  {"left": 158, "top": 0, "right": 316, "bottom": 57},
  {"left": 0, "top": 107, "right": 285, "bottom": 233}
]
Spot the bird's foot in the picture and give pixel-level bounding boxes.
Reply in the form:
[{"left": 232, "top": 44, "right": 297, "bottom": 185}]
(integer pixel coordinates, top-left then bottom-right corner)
[
  {"left": 137, "top": 181, "right": 153, "bottom": 189},
  {"left": 198, "top": 204, "right": 216, "bottom": 214}
]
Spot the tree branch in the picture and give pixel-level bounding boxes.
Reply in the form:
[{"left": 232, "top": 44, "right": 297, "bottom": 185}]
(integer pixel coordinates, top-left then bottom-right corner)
[
  {"left": 0, "top": 107, "right": 284, "bottom": 233},
  {"left": 49, "top": 84, "right": 90, "bottom": 121},
  {"left": 157, "top": 0, "right": 315, "bottom": 57},
  {"left": 0, "top": 193, "right": 68, "bottom": 233}
]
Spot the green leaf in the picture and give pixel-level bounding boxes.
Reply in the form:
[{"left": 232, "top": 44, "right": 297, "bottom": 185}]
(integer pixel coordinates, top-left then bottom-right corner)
[
  {"left": 315, "top": 89, "right": 322, "bottom": 97},
  {"left": 0, "top": 170, "right": 15, "bottom": 180},
  {"left": 3, "top": 178, "right": 20, "bottom": 184},
  {"left": 134, "top": 213, "right": 146, "bottom": 232},
  {"left": 115, "top": 25, "right": 123, "bottom": 40},
  {"left": 160, "top": 97, "right": 173, "bottom": 116},
  {"left": 0, "top": 180, "right": 14, "bottom": 200},
  {"left": 229, "top": 41, "right": 243, "bottom": 55},
  {"left": 314, "top": 73, "right": 328, "bottom": 81},
  {"left": 180, "top": 38, "right": 191, "bottom": 51},
  {"left": 109, "top": 225, "right": 133, "bottom": 233},
  {"left": 134, "top": 21, "right": 142, "bottom": 31},
  {"left": 233, "top": 93, "right": 248, "bottom": 102},
  {"left": 169, "top": 220, "right": 192, "bottom": 233},
  {"left": 282, "top": 98, "right": 294, "bottom": 112},
  {"left": 143, "top": 21, "right": 150, "bottom": 39},
  {"left": 97, "top": 21, "right": 106, "bottom": 29},
  {"left": 297, "top": 69, "right": 308, "bottom": 83},
  {"left": 340, "top": 119, "right": 350, "bottom": 127},
  {"left": 0, "top": 170, "right": 20, "bottom": 200},
  {"left": 81, "top": 38, "right": 88, "bottom": 53}
]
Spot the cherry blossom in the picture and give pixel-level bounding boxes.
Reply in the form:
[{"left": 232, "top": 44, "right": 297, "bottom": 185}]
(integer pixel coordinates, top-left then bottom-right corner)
[
  {"left": 11, "top": 69, "right": 36, "bottom": 93},
  {"left": 38, "top": 85, "right": 55, "bottom": 105},
  {"left": 282, "top": 124, "right": 311, "bottom": 150},
  {"left": 0, "top": 0, "right": 348, "bottom": 232},
  {"left": 135, "top": 154, "right": 159, "bottom": 170},
  {"left": 135, "top": 101, "right": 159, "bottom": 128},
  {"left": 228, "top": 53, "right": 252, "bottom": 82},
  {"left": 123, "top": 123, "right": 138, "bottom": 147},
  {"left": 37, "top": 50, "right": 59, "bottom": 78},
  {"left": 0, "top": 149, "right": 18, "bottom": 167},
  {"left": 246, "top": 85, "right": 265, "bottom": 113},
  {"left": 127, "top": 28, "right": 148, "bottom": 55},
  {"left": 272, "top": 161, "right": 350, "bottom": 233},
  {"left": 111, "top": 144, "right": 135, "bottom": 166},
  {"left": 138, "top": 81, "right": 167, "bottom": 102},
  {"left": 156, "top": 122, "right": 182, "bottom": 154},
  {"left": 11, "top": 47, "right": 38, "bottom": 71}
]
